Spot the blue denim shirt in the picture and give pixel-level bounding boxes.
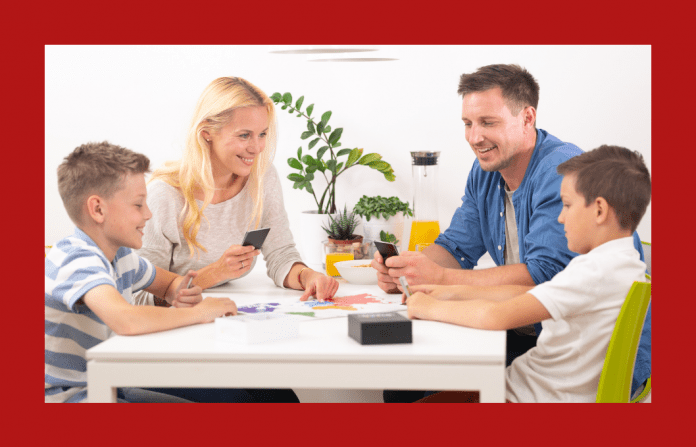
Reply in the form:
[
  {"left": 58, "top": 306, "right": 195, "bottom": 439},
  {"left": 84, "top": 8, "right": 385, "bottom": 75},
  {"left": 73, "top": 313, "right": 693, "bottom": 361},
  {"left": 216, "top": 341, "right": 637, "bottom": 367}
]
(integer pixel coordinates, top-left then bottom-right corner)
[{"left": 436, "top": 128, "right": 650, "bottom": 395}]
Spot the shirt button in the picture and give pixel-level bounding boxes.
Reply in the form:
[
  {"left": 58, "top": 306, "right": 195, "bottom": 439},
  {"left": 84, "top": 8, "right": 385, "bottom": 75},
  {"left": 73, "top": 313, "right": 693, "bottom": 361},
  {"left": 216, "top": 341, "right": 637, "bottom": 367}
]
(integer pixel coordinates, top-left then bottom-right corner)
[
  {"left": 498, "top": 245, "right": 502, "bottom": 250},
  {"left": 498, "top": 185, "right": 500, "bottom": 190},
  {"left": 500, "top": 212, "right": 503, "bottom": 217},
  {"left": 461, "top": 257, "right": 465, "bottom": 261}
]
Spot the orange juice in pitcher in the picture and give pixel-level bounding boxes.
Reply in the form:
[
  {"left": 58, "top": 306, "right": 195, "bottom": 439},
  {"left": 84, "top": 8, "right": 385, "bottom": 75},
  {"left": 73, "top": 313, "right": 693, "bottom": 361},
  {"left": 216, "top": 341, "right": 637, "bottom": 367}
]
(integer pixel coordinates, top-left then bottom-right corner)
[
  {"left": 409, "top": 151, "right": 441, "bottom": 251},
  {"left": 408, "top": 220, "right": 441, "bottom": 251}
]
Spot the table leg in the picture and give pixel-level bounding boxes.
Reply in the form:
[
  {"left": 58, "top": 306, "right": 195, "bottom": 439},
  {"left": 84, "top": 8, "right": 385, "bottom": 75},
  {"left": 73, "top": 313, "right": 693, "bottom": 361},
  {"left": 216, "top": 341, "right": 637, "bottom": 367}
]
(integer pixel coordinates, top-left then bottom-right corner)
[
  {"left": 477, "top": 364, "right": 506, "bottom": 402},
  {"left": 87, "top": 360, "right": 118, "bottom": 403}
]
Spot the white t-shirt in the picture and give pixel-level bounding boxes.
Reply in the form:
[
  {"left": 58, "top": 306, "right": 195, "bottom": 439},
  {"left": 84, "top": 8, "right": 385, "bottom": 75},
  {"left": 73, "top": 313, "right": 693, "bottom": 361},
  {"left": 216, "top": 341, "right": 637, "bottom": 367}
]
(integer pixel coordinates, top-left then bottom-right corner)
[{"left": 505, "top": 237, "right": 646, "bottom": 402}]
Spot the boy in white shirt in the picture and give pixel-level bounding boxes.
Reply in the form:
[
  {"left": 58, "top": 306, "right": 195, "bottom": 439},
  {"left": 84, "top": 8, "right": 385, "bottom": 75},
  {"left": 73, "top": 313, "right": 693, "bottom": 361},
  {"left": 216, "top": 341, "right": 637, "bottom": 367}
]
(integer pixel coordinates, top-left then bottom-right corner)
[{"left": 405, "top": 145, "right": 651, "bottom": 402}]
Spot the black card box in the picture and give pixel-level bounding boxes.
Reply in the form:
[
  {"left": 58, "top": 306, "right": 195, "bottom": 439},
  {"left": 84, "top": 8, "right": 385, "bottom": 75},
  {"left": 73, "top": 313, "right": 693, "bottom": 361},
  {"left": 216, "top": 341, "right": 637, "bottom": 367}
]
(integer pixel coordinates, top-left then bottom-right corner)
[{"left": 348, "top": 312, "right": 412, "bottom": 345}]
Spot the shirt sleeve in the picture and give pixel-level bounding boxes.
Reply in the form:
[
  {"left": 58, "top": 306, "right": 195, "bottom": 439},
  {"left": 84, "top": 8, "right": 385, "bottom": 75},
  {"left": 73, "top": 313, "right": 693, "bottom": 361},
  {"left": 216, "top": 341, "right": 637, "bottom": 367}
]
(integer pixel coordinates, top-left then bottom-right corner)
[
  {"left": 630, "top": 230, "right": 650, "bottom": 392},
  {"left": 51, "top": 247, "right": 117, "bottom": 312},
  {"left": 132, "top": 252, "right": 156, "bottom": 292},
  {"left": 527, "top": 255, "right": 603, "bottom": 319},
  {"left": 523, "top": 155, "right": 577, "bottom": 285},
  {"left": 257, "top": 166, "right": 304, "bottom": 287},
  {"left": 435, "top": 165, "right": 487, "bottom": 269}
]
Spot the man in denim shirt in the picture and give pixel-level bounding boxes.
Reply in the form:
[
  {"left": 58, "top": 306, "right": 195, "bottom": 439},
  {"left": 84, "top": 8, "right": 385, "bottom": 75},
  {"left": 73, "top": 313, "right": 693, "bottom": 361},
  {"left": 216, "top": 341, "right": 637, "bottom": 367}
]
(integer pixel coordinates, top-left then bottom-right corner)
[{"left": 375, "top": 64, "right": 650, "bottom": 401}]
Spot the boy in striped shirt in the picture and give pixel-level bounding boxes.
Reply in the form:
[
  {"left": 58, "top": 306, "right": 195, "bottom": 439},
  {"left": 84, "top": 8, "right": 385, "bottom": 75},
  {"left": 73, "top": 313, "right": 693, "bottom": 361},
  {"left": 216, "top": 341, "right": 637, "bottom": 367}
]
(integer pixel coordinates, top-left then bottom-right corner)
[{"left": 45, "top": 142, "right": 238, "bottom": 403}]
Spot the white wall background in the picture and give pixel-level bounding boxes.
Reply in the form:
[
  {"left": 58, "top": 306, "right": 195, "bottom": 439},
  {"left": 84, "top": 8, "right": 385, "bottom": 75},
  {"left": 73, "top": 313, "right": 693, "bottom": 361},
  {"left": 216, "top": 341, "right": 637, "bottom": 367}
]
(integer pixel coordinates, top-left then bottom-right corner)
[{"left": 45, "top": 45, "right": 651, "bottom": 250}]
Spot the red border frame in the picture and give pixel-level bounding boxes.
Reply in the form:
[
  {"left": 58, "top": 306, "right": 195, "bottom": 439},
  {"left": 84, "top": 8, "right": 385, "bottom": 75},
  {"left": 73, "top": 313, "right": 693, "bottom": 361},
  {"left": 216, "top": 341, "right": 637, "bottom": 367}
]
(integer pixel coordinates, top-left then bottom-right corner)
[{"left": 20, "top": 1, "right": 686, "bottom": 444}]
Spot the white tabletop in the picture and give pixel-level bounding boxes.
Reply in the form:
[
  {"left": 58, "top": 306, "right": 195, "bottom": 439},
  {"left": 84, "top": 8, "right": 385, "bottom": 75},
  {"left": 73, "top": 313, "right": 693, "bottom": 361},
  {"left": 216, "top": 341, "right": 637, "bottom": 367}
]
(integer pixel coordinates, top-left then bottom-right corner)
[{"left": 86, "top": 260, "right": 506, "bottom": 402}]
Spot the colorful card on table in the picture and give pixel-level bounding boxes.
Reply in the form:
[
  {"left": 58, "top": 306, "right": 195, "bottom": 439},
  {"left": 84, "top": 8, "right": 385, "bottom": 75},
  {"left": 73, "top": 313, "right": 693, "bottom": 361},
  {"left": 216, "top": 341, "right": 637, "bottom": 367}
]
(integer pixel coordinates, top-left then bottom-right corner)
[{"left": 222, "top": 293, "right": 403, "bottom": 321}]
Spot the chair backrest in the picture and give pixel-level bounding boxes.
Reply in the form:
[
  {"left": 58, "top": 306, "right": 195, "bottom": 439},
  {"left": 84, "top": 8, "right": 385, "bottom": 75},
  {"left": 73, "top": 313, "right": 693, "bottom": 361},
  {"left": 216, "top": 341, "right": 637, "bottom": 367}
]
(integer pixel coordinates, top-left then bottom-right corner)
[
  {"left": 596, "top": 281, "right": 651, "bottom": 402},
  {"left": 641, "top": 241, "right": 651, "bottom": 276}
]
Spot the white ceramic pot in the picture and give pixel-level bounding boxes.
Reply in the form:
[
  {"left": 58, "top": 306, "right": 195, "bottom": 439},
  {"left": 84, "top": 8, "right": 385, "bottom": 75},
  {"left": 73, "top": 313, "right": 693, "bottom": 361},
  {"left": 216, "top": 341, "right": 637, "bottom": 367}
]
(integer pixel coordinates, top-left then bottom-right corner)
[
  {"left": 298, "top": 210, "right": 335, "bottom": 266},
  {"left": 361, "top": 214, "right": 405, "bottom": 252}
]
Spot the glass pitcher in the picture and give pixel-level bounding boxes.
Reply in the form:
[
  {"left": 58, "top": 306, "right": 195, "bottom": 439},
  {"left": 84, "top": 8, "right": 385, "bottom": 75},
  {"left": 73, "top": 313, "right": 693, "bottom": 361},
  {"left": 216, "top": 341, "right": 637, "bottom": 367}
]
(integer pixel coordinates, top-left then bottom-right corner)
[{"left": 408, "top": 151, "right": 441, "bottom": 251}]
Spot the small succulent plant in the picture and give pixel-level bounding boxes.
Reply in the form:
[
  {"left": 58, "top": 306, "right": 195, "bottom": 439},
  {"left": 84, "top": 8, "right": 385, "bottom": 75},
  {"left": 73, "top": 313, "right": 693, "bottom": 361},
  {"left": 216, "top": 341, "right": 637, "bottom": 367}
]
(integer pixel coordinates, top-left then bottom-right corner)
[{"left": 322, "top": 205, "right": 361, "bottom": 241}]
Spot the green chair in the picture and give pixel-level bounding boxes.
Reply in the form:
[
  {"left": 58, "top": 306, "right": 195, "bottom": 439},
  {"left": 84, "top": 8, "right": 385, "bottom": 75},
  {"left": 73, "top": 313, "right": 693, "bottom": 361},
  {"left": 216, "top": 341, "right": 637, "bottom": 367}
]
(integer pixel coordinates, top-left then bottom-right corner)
[{"left": 596, "top": 281, "right": 651, "bottom": 402}]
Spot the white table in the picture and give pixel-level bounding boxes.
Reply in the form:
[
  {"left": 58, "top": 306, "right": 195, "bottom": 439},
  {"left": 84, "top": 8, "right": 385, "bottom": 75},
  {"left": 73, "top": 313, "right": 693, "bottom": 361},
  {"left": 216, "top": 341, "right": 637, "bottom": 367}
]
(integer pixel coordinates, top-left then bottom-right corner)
[{"left": 87, "top": 261, "right": 506, "bottom": 402}]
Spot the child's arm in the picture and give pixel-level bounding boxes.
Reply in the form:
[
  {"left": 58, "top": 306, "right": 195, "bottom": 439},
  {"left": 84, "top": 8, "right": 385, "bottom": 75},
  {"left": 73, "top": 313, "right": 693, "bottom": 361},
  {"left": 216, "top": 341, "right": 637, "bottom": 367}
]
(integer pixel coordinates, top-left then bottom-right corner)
[
  {"left": 407, "top": 283, "right": 535, "bottom": 302},
  {"left": 407, "top": 291, "right": 551, "bottom": 331},
  {"left": 82, "top": 284, "right": 238, "bottom": 336},
  {"left": 145, "top": 267, "right": 202, "bottom": 308}
]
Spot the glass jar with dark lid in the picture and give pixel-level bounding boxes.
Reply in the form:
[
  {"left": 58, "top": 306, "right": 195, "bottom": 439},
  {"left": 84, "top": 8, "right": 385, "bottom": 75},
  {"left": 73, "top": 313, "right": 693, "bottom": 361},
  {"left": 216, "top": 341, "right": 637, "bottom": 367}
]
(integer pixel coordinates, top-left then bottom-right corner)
[{"left": 408, "top": 151, "right": 441, "bottom": 251}]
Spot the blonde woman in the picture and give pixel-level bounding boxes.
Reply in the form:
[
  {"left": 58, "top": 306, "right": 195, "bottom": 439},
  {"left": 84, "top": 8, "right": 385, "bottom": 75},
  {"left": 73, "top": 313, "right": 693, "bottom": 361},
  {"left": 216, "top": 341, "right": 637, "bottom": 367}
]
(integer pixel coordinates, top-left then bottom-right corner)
[
  {"left": 134, "top": 77, "right": 341, "bottom": 402},
  {"left": 137, "top": 77, "right": 338, "bottom": 308}
]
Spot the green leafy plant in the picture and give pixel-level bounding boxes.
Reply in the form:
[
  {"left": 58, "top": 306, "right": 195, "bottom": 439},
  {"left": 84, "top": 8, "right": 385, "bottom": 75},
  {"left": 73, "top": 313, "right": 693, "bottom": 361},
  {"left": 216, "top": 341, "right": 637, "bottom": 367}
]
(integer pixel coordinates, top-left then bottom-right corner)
[
  {"left": 321, "top": 205, "right": 361, "bottom": 241},
  {"left": 353, "top": 195, "right": 414, "bottom": 222},
  {"left": 270, "top": 92, "right": 396, "bottom": 214},
  {"left": 380, "top": 230, "right": 398, "bottom": 245}
]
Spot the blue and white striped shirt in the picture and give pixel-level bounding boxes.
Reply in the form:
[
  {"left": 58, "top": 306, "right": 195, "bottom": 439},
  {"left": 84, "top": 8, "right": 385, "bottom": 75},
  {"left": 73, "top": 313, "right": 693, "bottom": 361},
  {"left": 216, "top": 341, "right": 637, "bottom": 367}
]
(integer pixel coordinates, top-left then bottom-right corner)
[{"left": 45, "top": 227, "right": 156, "bottom": 403}]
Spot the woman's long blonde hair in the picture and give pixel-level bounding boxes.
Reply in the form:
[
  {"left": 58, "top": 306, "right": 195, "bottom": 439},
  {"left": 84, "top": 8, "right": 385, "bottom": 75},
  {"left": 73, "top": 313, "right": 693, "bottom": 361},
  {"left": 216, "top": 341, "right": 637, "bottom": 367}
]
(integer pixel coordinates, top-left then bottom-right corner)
[{"left": 150, "top": 77, "right": 277, "bottom": 257}]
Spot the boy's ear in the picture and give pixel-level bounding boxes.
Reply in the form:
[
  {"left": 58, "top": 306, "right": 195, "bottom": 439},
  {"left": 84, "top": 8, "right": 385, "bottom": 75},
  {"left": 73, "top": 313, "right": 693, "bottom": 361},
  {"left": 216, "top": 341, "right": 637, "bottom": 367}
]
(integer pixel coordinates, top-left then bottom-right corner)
[
  {"left": 594, "top": 197, "right": 611, "bottom": 225},
  {"left": 86, "top": 195, "right": 106, "bottom": 224}
]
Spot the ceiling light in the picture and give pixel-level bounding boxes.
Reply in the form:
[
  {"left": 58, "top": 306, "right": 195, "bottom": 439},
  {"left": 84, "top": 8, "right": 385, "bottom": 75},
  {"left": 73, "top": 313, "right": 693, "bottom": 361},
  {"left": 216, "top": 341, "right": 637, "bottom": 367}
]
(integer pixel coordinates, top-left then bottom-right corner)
[
  {"left": 270, "top": 48, "right": 377, "bottom": 54},
  {"left": 309, "top": 58, "right": 398, "bottom": 62}
]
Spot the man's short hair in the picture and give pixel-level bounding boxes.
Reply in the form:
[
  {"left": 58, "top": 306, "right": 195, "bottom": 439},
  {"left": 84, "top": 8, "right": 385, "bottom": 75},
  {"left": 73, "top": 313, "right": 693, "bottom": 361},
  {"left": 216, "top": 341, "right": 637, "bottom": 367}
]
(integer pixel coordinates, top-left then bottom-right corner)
[
  {"left": 457, "top": 64, "right": 540, "bottom": 116},
  {"left": 57, "top": 141, "right": 150, "bottom": 225},
  {"left": 557, "top": 145, "right": 651, "bottom": 233}
]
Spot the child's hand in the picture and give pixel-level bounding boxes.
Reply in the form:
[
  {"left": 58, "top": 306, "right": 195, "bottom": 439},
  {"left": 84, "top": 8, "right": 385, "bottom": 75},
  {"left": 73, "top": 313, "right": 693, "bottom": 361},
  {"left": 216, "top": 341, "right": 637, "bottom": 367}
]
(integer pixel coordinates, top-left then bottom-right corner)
[
  {"left": 406, "top": 291, "right": 437, "bottom": 320},
  {"left": 196, "top": 297, "right": 238, "bottom": 323},
  {"left": 172, "top": 270, "right": 203, "bottom": 308}
]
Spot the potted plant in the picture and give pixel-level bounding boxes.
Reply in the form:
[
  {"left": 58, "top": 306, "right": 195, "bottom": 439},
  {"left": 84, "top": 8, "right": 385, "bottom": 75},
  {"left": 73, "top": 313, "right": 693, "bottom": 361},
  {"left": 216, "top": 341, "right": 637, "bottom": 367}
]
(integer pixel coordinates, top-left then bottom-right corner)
[
  {"left": 270, "top": 91, "right": 396, "bottom": 265},
  {"left": 321, "top": 206, "right": 367, "bottom": 275},
  {"left": 270, "top": 92, "right": 396, "bottom": 214},
  {"left": 353, "top": 195, "right": 413, "bottom": 250},
  {"left": 322, "top": 205, "right": 362, "bottom": 244},
  {"left": 379, "top": 230, "right": 399, "bottom": 245}
]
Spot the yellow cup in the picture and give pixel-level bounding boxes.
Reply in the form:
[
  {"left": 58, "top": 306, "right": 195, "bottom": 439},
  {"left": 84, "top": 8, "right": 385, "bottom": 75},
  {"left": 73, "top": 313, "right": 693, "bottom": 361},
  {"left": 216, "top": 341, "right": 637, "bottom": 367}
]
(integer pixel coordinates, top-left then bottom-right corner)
[{"left": 326, "top": 252, "right": 354, "bottom": 276}]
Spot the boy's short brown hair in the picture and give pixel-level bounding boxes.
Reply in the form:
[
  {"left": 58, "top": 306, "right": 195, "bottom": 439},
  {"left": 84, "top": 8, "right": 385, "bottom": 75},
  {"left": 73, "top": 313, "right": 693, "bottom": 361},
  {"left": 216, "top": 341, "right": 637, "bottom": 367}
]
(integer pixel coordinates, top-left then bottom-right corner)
[
  {"left": 557, "top": 145, "right": 651, "bottom": 233},
  {"left": 57, "top": 141, "right": 150, "bottom": 225}
]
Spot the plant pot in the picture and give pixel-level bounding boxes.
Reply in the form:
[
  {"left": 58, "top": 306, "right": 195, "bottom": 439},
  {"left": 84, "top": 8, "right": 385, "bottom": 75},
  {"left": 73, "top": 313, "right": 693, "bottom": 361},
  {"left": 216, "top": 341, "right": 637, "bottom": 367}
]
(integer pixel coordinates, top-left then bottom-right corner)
[
  {"left": 298, "top": 210, "right": 336, "bottom": 266},
  {"left": 327, "top": 235, "right": 363, "bottom": 245}
]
